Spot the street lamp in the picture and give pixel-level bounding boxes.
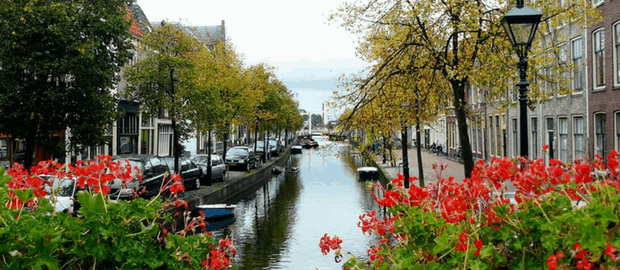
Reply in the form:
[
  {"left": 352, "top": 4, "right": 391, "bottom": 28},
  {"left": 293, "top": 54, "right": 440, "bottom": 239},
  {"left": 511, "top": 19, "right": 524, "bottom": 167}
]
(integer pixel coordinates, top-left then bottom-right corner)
[{"left": 501, "top": 0, "right": 542, "bottom": 157}]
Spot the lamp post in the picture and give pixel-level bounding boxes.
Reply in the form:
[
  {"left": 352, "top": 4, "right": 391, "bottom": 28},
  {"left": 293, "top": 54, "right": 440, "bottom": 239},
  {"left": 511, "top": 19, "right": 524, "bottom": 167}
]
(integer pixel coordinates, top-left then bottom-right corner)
[
  {"left": 401, "top": 125, "right": 410, "bottom": 188},
  {"left": 501, "top": 0, "right": 542, "bottom": 157}
]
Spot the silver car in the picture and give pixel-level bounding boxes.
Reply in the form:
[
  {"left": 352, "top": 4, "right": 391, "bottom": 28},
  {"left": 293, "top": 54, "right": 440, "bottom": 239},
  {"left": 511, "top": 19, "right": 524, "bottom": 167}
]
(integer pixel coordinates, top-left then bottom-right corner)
[{"left": 191, "top": 154, "right": 227, "bottom": 182}]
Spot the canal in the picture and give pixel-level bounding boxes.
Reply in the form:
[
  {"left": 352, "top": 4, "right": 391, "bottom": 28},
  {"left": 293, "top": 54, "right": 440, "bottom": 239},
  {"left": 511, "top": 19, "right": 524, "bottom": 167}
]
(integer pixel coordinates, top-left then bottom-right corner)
[{"left": 211, "top": 136, "right": 382, "bottom": 269}]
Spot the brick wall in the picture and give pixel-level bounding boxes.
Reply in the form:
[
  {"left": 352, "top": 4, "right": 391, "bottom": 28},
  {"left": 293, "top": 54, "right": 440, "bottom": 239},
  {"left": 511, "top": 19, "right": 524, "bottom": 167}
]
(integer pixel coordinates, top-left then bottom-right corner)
[{"left": 588, "top": 0, "right": 620, "bottom": 158}]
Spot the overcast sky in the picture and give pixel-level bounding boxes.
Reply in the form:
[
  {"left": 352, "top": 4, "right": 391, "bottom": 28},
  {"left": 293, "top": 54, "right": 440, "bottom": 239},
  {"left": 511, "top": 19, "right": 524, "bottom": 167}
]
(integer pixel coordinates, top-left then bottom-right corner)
[{"left": 137, "top": 0, "right": 367, "bottom": 120}]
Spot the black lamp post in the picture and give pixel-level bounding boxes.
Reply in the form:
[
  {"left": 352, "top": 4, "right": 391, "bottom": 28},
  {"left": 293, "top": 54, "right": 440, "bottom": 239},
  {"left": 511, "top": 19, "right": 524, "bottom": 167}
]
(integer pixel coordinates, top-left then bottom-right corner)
[{"left": 501, "top": 0, "right": 542, "bottom": 157}]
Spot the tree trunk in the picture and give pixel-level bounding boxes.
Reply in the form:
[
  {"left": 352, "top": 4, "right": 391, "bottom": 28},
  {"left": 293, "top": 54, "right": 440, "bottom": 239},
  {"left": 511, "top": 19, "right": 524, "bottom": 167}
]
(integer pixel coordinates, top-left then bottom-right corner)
[
  {"left": 172, "top": 118, "right": 180, "bottom": 174},
  {"left": 401, "top": 126, "right": 410, "bottom": 188},
  {"left": 254, "top": 123, "right": 259, "bottom": 155},
  {"left": 451, "top": 79, "right": 474, "bottom": 178},
  {"left": 416, "top": 122, "right": 425, "bottom": 187},
  {"left": 23, "top": 126, "right": 37, "bottom": 171},
  {"left": 206, "top": 129, "right": 212, "bottom": 186},
  {"left": 222, "top": 130, "right": 229, "bottom": 161}
]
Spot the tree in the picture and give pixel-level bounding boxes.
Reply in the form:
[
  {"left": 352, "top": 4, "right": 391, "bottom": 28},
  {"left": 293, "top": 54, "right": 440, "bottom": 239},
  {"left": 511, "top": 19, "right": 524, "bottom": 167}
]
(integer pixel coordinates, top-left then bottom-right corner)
[
  {"left": 330, "top": 0, "right": 599, "bottom": 177},
  {"left": 124, "top": 22, "right": 200, "bottom": 173},
  {"left": 243, "top": 64, "right": 272, "bottom": 155},
  {"left": 185, "top": 41, "right": 242, "bottom": 184},
  {"left": 0, "top": 0, "right": 134, "bottom": 169},
  {"left": 201, "top": 42, "right": 254, "bottom": 161}
]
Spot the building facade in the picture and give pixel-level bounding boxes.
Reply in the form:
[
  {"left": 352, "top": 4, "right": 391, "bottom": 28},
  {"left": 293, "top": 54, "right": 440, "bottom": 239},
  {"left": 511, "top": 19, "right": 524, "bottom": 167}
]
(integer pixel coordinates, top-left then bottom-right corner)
[{"left": 587, "top": 0, "right": 620, "bottom": 161}]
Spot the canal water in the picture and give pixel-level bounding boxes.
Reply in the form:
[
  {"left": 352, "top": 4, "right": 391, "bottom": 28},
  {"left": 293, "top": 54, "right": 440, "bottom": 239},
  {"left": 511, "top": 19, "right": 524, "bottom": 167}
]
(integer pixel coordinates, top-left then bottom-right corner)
[{"left": 211, "top": 136, "right": 382, "bottom": 269}]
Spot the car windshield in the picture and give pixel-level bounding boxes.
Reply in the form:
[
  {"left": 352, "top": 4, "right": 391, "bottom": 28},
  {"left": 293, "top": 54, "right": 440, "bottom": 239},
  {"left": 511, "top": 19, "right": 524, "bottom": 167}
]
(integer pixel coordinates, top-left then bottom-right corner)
[
  {"left": 44, "top": 177, "right": 76, "bottom": 197},
  {"left": 256, "top": 141, "right": 265, "bottom": 147},
  {"left": 113, "top": 159, "right": 142, "bottom": 174},
  {"left": 227, "top": 148, "right": 248, "bottom": 156},
  {"left": 192, "top": 156, "right": 209, "bottom": 164},
  {"left": 163, "top": 158, "right": 175, "bottom": 170}
]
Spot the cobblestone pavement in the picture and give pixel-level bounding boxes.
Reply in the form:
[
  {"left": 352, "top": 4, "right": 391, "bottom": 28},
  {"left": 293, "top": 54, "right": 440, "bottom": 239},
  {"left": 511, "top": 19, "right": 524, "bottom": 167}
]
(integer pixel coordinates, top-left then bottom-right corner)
[{"left": 374, "top": 147, "right": 466, "bottom": 186}]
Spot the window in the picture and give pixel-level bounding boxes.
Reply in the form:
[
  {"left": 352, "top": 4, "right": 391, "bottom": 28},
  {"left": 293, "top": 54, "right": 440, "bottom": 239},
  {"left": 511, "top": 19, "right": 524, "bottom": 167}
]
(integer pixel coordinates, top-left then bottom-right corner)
[
  {"left": 574, "top": 116, "right": 585, "bottom": 159},
  {"left": 595, "top": 113, "right": 606, "bottom": 157},
  {"left": 532, "top": 118, "right": 539, "bottom": 159},
  {"left": 560, "top": 44, "right": 568, "bottom": 90},
  {"left": 594, "top": 29, "right": 606, "bottom": 88},
  {"left": 471, "top": 119, "right": 478, "bottom": 153},
  {"left": 477, "top": 124, "right": 482, "bottom": 154},
  {"left": 547, "top": 118, "right": 555, "bottom": 160},
  {"left": 496, "top": 116, "right": 501, "bottom": 156},
  {"left": 158, "top": 125, "right": 173, "bottom": 156},
  {"left": 512, "top": 118, "right": 518, "bottom": 156},
  {"left": 490, "top": 117, "right": 495, "bottom": 156},
  {"left": 615, "top": 23, "right": 620, "bottom": 85},
  {"left": 572, "top": 38, "right": 583, "bottom": 91},
  {"left": 616, "top": 112, "right": 620, "bottom": 152},
  {"left": 559, "top": 118, "right": 568, "bottom": 162}
]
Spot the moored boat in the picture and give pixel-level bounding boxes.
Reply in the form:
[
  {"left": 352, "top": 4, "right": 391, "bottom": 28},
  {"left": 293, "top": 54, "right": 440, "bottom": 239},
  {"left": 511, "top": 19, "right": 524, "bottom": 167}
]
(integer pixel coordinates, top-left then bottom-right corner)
[
  {"left": 272, "top": 166, "right": 284, "bottom": 175},
  {"left": 195, "top": 204, "right": 236, "bottom": 219},
  {"left": 357, "top": 167, "right": 378, "bottom": 181},
  {"left": 291, "top": 145, "right": 303, "bottom": 154}
]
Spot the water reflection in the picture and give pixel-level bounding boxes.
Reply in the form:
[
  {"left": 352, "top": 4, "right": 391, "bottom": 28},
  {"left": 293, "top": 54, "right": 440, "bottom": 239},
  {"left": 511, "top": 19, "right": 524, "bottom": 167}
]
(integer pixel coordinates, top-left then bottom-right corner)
[{"left": 211, "top": 137, "right": 382, "bottom": 269}]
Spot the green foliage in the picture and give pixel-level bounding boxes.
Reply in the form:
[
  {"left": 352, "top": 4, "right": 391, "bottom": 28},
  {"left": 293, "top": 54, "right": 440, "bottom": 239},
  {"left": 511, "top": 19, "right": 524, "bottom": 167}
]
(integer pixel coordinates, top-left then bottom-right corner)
[
  {"left": 0, "top": 0, "right": 134, "bottom": 168},
  {"left": 0, "top": 190, "right": 218, "bottom": 269},
  {"left": 0, "top": 158, "right": 235, "bottom": 269},
  {"left": 321, "top": 153, "right": 620, "bottom": 269}
]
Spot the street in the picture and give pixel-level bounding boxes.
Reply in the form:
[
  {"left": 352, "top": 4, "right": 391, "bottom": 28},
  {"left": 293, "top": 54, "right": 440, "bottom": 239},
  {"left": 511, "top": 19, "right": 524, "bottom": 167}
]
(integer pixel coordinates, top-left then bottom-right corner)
[{"left": 374, "top": 147, "right": 465, "bottom": 186}]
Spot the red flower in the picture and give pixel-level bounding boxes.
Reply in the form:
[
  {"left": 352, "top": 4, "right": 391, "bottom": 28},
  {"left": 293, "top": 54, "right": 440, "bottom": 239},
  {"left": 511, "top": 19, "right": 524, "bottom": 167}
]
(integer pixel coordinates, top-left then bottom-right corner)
[
  {"left": 605, "top": 242, "right": 617, "bottom": 261},
  {"left": 319, "top": 233, "right": 343, "bottom": 255},
  {"left": 547, "top": 254, "right": 558, "bottom": 270},
  {"left": 474, "top": 239, "right": 483, "bottom": 257},
  {"left": 543, "top": 144, "right": 549, "bottom": 150}
]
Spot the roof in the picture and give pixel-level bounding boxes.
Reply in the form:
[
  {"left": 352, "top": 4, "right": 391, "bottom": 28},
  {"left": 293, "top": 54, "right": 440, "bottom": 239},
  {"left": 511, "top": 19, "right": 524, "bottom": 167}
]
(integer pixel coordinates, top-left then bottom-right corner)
[
  {"left": 151, "top": 21, "right": 226, "bottom": 46},
  {"left": 127, "top": 3, "right": 152, "bottom": 38}
]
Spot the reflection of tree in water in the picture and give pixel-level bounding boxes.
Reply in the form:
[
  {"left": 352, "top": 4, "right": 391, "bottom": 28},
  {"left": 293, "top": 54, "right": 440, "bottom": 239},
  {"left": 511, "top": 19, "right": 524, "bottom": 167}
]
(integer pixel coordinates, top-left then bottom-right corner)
[{"left": 236, "top": 157, "right": 302, "bottom": 270}]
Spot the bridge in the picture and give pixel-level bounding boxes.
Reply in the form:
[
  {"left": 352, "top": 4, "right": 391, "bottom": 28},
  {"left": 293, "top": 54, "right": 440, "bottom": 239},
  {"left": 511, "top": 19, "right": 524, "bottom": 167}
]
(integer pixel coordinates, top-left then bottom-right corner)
[{"left": 298, "top": 103, "right": 330, "bottom": 136}]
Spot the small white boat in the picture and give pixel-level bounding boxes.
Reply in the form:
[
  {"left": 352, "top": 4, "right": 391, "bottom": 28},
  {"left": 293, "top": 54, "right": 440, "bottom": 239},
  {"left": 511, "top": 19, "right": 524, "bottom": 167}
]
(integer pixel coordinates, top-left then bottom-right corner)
[
  {"left": 357, "top": 167, "right": 378, "bottom": 181},
  {"left": 287, "top": 166, "right": 300, "bottom": 175},
  {"left": 195, "top": 204, "right": 236, "bottom": 219},
  {"left": 272, "top": 166, "right": 284, "bottom": 175},
  {"left": 291, "top": 145, "right": 303, "bottom": 154}
]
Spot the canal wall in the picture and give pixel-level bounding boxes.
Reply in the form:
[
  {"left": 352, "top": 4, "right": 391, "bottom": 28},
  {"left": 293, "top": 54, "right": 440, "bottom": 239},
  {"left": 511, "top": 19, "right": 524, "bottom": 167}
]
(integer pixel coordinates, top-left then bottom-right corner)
[{"left": 183, "top": 150, "right": 291, "bottom": 209}]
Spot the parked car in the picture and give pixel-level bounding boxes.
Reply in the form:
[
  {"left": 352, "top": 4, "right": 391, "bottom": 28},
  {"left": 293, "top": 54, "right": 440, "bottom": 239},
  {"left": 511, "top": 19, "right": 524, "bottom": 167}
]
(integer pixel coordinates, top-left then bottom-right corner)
[
  {"left": 268, "top": 139, "right": 282, "bottom": 156},
  {"left": 162, "top": 157, "right": 203, "bottom": 190},
  {"left": 109, "top": 154, "right": 169, "bottom": 200},
  {"left": 190, "top": 154, "right": 227, "bottom": 183},
  {"left": 41, "top": 175, "right": 80, "bottom": 214},
  {"left": 253, "top": 141, "right": 271, "bottom": 163},
  {"left": 225, "top": 146, "right": 256, "bottom": 171}
]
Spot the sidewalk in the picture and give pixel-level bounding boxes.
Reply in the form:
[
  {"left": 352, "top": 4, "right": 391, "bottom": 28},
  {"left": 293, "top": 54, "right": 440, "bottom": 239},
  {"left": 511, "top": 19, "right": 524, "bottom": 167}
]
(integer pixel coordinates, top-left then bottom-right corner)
[{"left": 374, "top": 147, "right": 466, "bottom": 186}]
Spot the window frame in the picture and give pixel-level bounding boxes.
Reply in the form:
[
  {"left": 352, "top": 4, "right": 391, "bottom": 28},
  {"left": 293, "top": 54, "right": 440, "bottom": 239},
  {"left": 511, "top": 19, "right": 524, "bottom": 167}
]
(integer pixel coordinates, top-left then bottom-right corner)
[
  {"left": 559, "top": 117, "right": 568, "bottom": 162},
  {"left": 531, "top": 117, "right": 539, "bottom": 159},
  {"left": 573, "top": 116, "right": 585, "bottom": 159},
  {"left": 572, "top": 37, "right": 583, "bottom": 92},
  {"left": 512, "top": 118, "right": 518, "bottom": 157},
  {"left": 615, "top": 112, "right": 620, "bottom": 152},
  {"left": 593, "top": 28, "right": 606, "bottom": 90},
  {"left": 595, "top": 113, "right": 607, "bottom": 157},
  {"left": 614, "top": 22, "right": 620, "bottom": 87}
]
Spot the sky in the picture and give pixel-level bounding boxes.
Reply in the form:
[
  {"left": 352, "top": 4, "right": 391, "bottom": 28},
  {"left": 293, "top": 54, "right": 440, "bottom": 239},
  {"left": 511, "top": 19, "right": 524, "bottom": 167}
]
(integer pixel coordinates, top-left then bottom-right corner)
[{"left": 137, "top": 0, "right": 367, "bottom": 121}]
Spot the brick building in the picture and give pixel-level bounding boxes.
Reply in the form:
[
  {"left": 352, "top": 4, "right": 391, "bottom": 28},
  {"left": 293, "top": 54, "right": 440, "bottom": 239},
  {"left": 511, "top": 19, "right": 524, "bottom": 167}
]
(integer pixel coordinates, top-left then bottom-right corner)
[{"left": 587, "top": 0, "right": 620, "bottom": 161}]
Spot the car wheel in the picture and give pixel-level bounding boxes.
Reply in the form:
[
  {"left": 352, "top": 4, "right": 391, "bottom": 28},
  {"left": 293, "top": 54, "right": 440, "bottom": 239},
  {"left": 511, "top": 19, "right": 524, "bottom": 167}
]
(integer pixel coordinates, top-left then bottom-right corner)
[
  {"left": 194, "top": 178, "right": 201, "bottom": 190},
  {"left": 246, "top": 163, "right": 250, "bottom": 171}
]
